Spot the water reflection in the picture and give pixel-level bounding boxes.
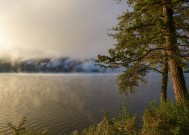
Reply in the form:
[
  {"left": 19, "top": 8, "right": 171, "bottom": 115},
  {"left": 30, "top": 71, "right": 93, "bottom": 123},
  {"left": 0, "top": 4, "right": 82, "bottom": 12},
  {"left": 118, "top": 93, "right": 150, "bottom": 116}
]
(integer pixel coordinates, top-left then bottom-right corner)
[
  {"left": 0, "top": 73, "right": 188, "bottom": 135},
  {"left": 0, "top": 74, "right": 122, "bottom": 134}
]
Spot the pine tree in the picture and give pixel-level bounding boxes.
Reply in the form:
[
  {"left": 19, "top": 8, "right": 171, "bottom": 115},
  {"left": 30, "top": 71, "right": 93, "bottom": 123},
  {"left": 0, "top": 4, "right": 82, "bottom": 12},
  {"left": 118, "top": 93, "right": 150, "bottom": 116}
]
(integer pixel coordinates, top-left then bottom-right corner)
[
  {"left": 97, "top": 0, "right": 189, "bottom": 103},
  {"left": 160, "top": 53, "right": 168, "bottom": 102}
]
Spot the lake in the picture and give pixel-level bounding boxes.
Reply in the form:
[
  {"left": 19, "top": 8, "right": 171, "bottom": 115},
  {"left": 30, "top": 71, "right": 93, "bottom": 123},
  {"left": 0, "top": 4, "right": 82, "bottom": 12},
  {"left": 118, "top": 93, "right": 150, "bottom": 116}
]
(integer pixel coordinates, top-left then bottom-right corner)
[{"left": 0, "top": 73, "right": 188, "bottom": 135}]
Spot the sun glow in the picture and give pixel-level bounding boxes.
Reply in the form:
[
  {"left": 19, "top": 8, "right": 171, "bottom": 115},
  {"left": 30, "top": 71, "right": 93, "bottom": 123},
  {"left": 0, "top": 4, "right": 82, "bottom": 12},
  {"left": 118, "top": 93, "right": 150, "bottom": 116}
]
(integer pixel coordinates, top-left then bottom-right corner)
[
  {"left": 0, "top": 21, "right": 15, "bottom": 58},
  {"left": 0, "top": 33, "right": 12, "bottom": 50},
  {"left": 0, "top": 0, "right": 126, "bottom": 59}
]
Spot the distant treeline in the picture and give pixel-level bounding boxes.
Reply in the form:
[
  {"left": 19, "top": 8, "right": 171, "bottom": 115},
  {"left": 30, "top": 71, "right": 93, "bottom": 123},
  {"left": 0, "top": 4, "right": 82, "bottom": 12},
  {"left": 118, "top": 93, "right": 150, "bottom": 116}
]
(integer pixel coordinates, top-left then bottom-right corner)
[{"left": 0, "top": 57, "right": 121, "bottom": 73}]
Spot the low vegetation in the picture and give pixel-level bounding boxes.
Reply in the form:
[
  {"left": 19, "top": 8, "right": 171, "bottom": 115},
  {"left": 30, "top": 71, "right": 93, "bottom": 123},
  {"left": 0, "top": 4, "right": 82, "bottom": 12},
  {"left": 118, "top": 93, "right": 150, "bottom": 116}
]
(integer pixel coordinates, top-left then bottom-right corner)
[
  {"left": 71, "top": 105, "right": 137, "bottom": 135},
  {"left": 71, "top": 101, "right": 189, "bottom": 135},
  {"left": 141, "top": 101, "right": 189, "bottom": 135},
  {"left": 8, "top": 101, "right": 189, "bottom": 135},
  {"left": 8, "top": 117, "right": 47, "bottom": 135}
]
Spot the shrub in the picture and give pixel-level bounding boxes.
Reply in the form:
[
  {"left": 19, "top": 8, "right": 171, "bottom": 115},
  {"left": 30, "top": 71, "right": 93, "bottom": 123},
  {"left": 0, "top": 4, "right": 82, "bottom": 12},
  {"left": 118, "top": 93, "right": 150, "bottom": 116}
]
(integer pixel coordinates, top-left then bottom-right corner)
[
  {"left": 141, "top": 101, "right": 189, "bottom": 135},
  {"left": 8, "top": 101, "right": 189, "bottom": 135},
  {"left": 71, "top": 105, "right": 137, "bottom": 135},
  {"left": 8, "top": 117, "right": 48, "bottom": 135}
]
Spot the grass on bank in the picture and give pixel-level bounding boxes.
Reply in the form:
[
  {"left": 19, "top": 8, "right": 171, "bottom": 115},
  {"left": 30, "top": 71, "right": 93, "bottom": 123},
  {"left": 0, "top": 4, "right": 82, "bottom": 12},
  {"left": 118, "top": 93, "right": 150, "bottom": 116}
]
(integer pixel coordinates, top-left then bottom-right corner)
[
  {"left": 8, "top": 117, "right": 47, "bottom": 135},
  {"left": 141, "top": 101, "right": 189, "bottom": 135},
  {"left": 8, "top": 101, "right": 189, "bottom": 135},
  {"left": 71, "top": 104, "right": 137, "bottom": 135}
]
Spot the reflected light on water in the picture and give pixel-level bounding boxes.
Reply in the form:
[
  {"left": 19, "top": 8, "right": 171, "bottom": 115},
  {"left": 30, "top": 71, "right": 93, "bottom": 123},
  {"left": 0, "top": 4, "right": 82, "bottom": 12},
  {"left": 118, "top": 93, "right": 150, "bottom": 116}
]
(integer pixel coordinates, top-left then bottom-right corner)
[{"left": 0, "top": 73, "right": 188, "bottom": 135}]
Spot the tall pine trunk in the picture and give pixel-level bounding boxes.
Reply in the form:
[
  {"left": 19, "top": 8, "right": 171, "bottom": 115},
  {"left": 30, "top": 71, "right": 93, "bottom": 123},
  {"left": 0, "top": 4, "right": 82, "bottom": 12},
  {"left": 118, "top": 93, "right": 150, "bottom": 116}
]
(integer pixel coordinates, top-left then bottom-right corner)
[
  {"left": 162, "top": 0, "right": 189, "bottom": 103},
  {"left": 160, "top": 60, "right": 168, "bottom": 102}
]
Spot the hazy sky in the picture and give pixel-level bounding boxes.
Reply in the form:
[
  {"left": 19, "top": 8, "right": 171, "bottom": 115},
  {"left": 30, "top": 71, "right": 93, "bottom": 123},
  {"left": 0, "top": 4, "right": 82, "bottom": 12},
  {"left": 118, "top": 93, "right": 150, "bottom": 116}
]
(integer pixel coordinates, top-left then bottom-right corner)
[{"left": 0, "top": 0, "right": 127, "bottom": 59}]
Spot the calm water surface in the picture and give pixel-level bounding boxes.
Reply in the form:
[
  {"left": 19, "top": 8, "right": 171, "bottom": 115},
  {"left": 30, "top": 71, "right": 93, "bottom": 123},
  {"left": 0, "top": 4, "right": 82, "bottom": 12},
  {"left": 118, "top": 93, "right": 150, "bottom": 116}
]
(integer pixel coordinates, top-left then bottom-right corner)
[{"left": 0, "top": 73, "right": 188, "bottom": 135}]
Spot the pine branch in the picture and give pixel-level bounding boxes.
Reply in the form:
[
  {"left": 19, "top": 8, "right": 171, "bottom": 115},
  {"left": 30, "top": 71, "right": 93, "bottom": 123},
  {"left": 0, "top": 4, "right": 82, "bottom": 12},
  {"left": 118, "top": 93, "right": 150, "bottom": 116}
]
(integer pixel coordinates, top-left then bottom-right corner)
[
  {"left": 181, "top": 53, "right": 189, "bottom": 58},
  {"left": 177, "top": 35, "right": 189, "bottom": 39},
  {"left": 124, "top": 48, "right": 164, "bottom": 63},
  {"left": 149, "top": 67, "right": 163, "bottom": 74},
  {"left": 178, "top": 45, "right": 189, "bottom": 47}
]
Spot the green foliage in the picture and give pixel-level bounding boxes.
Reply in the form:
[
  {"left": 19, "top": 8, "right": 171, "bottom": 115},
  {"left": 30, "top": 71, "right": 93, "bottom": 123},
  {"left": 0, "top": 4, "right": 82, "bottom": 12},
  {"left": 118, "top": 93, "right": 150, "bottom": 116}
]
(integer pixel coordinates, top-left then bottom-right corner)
[
  {"left": 97, "top": 0, "right": 189, "bottom": 95},
  {"left": 7, "top": 102, "right": 189, "bottom": 135},
  {"left": 71, "top": 105, "right": 137, "bottom": 135},
  {"left": 112, "top": 105, "right": 137, "bottom": 134},
  {"left": 72, "top": 101, "right": 189, "bottom": 135},
  {"left": 141, "top": 101, "right": 189, "bottom": 135},
  {"left": 8, "top": 117, "right": 48, "bottom": 135},
  {"left": 184, "top": 68, "right": 189, "bottom": 73}
]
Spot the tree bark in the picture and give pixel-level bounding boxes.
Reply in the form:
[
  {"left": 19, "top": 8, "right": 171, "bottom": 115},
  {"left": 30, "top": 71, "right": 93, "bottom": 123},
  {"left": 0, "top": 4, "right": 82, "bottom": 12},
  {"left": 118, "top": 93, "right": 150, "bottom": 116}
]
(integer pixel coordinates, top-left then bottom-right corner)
[
  {"left": 162, "top": 0, "right": 189, "bottom": 103},
  {"left": 160, "top": 58, "right": 168, "bottom": 102}
]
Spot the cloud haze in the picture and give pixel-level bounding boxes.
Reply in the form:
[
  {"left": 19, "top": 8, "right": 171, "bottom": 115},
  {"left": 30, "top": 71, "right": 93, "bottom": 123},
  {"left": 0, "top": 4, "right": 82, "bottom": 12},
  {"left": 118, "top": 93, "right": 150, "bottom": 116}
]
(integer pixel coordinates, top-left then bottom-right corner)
[{"left": 0, "top": 0, "right": 127, "bottom": 59}]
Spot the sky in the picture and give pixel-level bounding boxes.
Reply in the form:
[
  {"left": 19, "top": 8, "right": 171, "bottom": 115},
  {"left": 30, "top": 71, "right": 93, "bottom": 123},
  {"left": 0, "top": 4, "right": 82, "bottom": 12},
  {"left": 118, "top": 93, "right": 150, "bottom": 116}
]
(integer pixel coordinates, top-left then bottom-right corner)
[{"left": 0, "top": 0, "right": 127, "bottom": 60}]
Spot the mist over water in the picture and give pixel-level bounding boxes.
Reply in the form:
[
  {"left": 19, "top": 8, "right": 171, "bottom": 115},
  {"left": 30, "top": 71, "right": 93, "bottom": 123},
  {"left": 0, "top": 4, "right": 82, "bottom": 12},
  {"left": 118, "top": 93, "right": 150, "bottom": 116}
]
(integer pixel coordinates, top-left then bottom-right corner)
[
  {"left": 0, "top": 73, "right": 188, "bottom": 134},
  {"left": 0, "top": 57, "right": 124, "bottom": 73}
]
